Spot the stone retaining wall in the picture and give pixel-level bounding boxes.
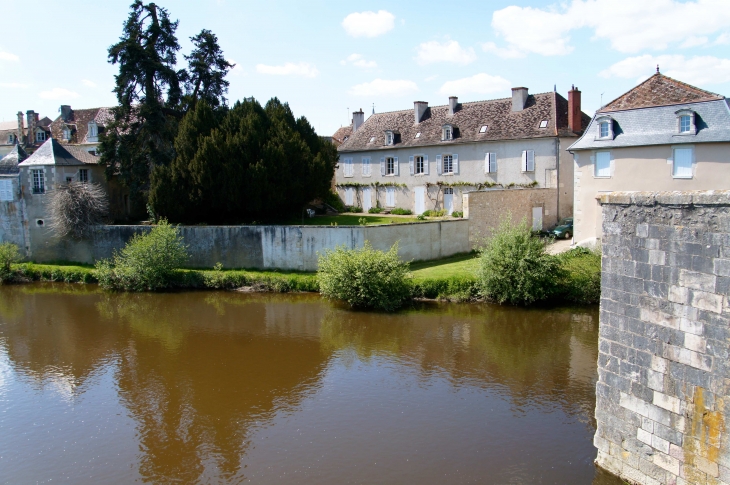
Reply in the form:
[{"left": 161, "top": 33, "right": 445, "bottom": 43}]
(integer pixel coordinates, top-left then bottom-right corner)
[{"left": 596, "top": 190, "right": 730, "bottom": 484}]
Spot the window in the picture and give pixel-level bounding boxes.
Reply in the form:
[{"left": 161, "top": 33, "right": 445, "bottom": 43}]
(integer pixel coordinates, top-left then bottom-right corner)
[
  {"left": 386, "top": 187, "right": 395, "bottom": 207},
  {"left": 443, "top": 155, "right": 453, "bottom": 174},
  {"left": 595, "top": 151, "right": 611, "bottom": 177},
  {"left": 32, "top": 169, "right": 45, "bottom": 194},
  {"left": 385, "top": 131, "right": 394, "bottom": 145},
  {"left": 539, "top": 120, "right": 548, "bottom": 128},
  {"left": 63, "top": 128, "right": 71, "bottom": 140},
  {"left": 66, "top": 177, "right": 73, "bottom": 183},
  {"left": 599, "top": 122, "right": 609, "bottom": 138},
  {"left": 595, "top": 116, "right": 614, "bottom": 139},
  {"left": 444, "top": 188, "right": 454, "bottom": 195},
  {"left": 443, "top": 126, "right": 453, "bottom": 141},
  {"left": 79, "top": 169, "right": 89, "bottom": 183},
  {"left": 386, "top": 157, "right": 395, "bottom": 175},
  {"left": 88, "top": 122, "right": 98, "bottom": 138},
  {"left": 676, "top": 110, "right": 696, "bottom": 135},
  {"left": 361, "top": 157, "right": 371, "bottom": 177},
  {"left": 0, "top": 179, "right": 13, "bottom": 201},
  {"left": 679, "top": 115, "right": 691, "bottom": 133},
  {"left": 673, "top": 147, "right": 693, "bottom": 178},
  {"left": 479, "top": 125, "right": 488, "bottom": 133},
  {"left": 343, "top": 158, "right": 353, "bottom": 177},
  {"left": 485, "top": 153, "right": 497, "bottom": 174},
  {"left": 369, "top": 136, "right": 375, "bottom": 143},
  {"left": 415, "top": 156, "right": 424, "bottom": 174},
  {"left": 521, "top": 150, "right": 535, "bottom": 172},
  {"left": 415, "top": 132, "right": 421, "bottom": 138},
  {"left": 36, "top": 131, "right": 46, "bottom": 142},
  {"left": 7, "top": 134, "right": 14, "bottom": 144}
]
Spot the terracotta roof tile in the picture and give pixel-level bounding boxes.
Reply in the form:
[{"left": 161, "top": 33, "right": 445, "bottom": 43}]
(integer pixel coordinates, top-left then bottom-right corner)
[
  {"left": 599, "top": 73, "right": 724, "bottom": 113},
  {"left": 332, "top": 125, "right": 353, "bottom": 146}
]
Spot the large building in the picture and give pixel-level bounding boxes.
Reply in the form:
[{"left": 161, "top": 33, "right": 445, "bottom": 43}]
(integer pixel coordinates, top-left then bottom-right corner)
[
  {"left": 335, "top": 87, "right": 589, "bottom": 224},
  {"left": 568, "top": 72, "right": 730, "bottom": 246}
]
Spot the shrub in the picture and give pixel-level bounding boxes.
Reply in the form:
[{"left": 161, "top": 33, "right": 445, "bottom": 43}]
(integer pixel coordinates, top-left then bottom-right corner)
[
  {"left": 368, "top": 207, "right": 383, "bottom": 214},
  {"left": 411, "top": 276, "right": 477, "bottom": 302},
  {"left": 317, "top": 241, "right": 411, "bottom": 311},
  {"left": 346, "top": 206, "right": 363, "bottom": 213},
  {"left": 452, "top": 211, "right": 463, "bottom": 218},
  {"left": 16, "top": 263, "right": 97, "bottom": 284},
  {"left": 95, "top": 220, "right": 189, "bottom": 291},
  {"left": 423, "top": 209, "right": 446, "bottom": 217},
  {"left": 390, "top": 208, "right": 412, "bottom": 215},
  {"left": 323, "top": 190, "right": 346, "bottom": 212},
  {"left": 0, "top": 242, "right": 22, "bottom": 282},
  {"left": 555, "top": 247, "right": 602, "bottom": 304},
  {"left": 476, "top": 218, "right": 563, "bottom": 305},
  {"left": 48, "top": 182, "right": 109, "bottom": 239},
  {"left": 416, "top": 214, "right": 426, "bottom": 221}
]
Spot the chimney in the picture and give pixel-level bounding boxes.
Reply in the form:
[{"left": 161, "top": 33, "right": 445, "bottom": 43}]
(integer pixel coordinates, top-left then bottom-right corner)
[
  {"left": 16, "top": 111, "right": 24, "bottom": 145},
  {"left": 448, "top": 96, "right": 458, "bottom": 116},
  {"left": 511, "top": 87, "right": 528, "bottom": 112},
  {"left": 26, "top": 110, "right": 36, "bottom": 144},
  {"left": 414, "top": 101, "right": 428, "bottom": 124},
  {"left": 352, "top": 109, "right": 364, "bottom": 132},
  {"left": 568, "top": 85, "right": 582, "bottom": 133},
  {"left": 60, "top": 105, "right": 72, "bottom": 122}
]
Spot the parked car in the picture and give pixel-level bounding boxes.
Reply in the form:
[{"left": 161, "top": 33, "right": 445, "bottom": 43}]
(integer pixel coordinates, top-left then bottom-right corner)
[{"left": 552, "top": 217, "right": 573, "bottom": 239}]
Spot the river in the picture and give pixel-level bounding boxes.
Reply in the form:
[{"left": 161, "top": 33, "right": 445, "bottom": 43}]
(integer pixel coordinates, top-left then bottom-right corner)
[{"left": 0, "top": 284, "right": 622, "bottom": 484}]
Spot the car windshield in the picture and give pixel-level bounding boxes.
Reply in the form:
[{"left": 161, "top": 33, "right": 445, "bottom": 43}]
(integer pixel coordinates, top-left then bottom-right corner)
[{"left": 558, "top": 218, "right": 572, "bottom": 226}]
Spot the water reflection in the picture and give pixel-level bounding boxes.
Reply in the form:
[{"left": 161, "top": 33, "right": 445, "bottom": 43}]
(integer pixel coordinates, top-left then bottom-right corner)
[{"left": 0, "top": 284, "right": 621, "bottom": 484}]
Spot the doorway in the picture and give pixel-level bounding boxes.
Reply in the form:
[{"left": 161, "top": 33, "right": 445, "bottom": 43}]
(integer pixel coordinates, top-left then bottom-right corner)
[
  {"left": 362, "top": 187, "right": 372, "bottom": 212},
  {"left": 414, "top": 186, "right": 425, "bottom": 214},
  {"left": 444, "top": 188, "right": 454, "bottom": 215},
  {"left": 532, "top": 206, "right": 543, "bottom": 231}
]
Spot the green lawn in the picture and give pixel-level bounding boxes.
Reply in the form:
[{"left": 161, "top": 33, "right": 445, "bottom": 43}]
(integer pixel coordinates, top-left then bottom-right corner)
[
  {"left": 290, "top": 214, "right": 421, "bottom": 225},
  {"left": 410, "top": 252, "right": 479, "bottom": 279}
]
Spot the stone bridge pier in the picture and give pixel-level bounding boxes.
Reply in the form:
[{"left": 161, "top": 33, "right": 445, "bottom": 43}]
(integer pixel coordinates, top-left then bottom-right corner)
[{"left": 595, "top": 191, "right": 730, "bottom": 485}]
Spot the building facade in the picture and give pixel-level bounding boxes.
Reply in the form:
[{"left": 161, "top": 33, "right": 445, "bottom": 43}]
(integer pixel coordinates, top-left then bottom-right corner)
[
  {"left": 568, "top": 73, "right": 730, "bottom": 246},
  {"left": 335, "top": 87, "right": 588, "bottom": 224}
]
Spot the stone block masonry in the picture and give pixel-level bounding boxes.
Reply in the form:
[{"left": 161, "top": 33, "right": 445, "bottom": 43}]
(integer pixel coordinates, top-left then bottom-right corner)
[{"left": 596, "top": 190, "right": 730, "bottom": 485}]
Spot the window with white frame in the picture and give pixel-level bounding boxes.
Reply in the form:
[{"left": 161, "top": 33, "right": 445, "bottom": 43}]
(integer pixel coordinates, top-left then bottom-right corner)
[
  {"left": 79, "top": 169, "right": 89, "bottom": 183},
  {"left": 63, "top": 128, "right": 71, "bottom": 140},
  {"left": 443, "top": 155, "right": 453, "bottom": 174},
  {"left": 386, "top": 187, "right": 395, "bottom": 207},
  {"left": 679, "top": 115, "right": 691, "bottom": 133},
  {"left": 88, "top": 121, "right": 98, "bottom": 137},
  {"left": 442, "top": 125, "right": 453, "bottom": 141},
  {"left": 385, "top": 131, "right": 394, "bottom": 145},
  {"left": 415, "top": 156, "right": 424, "bottom": 174},
  {"left": 361, "top": 157, "right": 371, "bottom": 176},
  {"left": 595, "top": 151, "right": 611, "bottom": 177},
  {"left": 386, "top": 157, "right": 395, "bottom": 175},
  {"left": 673, "top": 147, "right": 693, "bottom": 178},
  {"left": 36, "top": 131, "right": 46, "bottom": 142},
  {"left": 485, "top": 153, "right": 497, "bottom": 174},
  {"left": 596, "top": 116, "right": 614, "bottom": 140},
  {"left": 343, "top": 158, "right": 353, "bottom": 177},
  {"left": 0, "top": 179, "right": 13, "bottom": 201},
  {"left": 676, "top": 110, "right": 696, "bottom": 135},
  {"left": 31, "top": 169, "right": 45, "bottom": 194},
  {"left": 599, "top": 122, "right": 609, "bottom": 138},
  {"left": 521, "top": 150, "right": 535, "bottom": 172}
]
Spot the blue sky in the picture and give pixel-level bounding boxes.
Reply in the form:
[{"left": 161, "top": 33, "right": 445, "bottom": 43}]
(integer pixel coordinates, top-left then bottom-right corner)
[{"left": 1, "top": 0, "right": 729, "bottom": 135}]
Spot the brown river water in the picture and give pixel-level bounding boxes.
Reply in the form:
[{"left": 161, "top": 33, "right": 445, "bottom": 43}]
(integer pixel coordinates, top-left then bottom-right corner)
[{"left": 0, "top": 284, "right": 624, "bottom": 484}]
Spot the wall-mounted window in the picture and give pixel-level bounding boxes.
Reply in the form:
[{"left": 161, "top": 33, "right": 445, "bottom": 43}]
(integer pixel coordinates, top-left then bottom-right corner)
[
  {"left": 442, "top": 124, "right": 453, "bottom": 141},
  {"left": 31, "top": 169, "right": 45, "bottom": 194},
  {"left": 443, "top": 155, "right": 453, "bottom": 174},
  {"left": 410, "top": 155, "right": 428, "bottom": 175},
  {"left": 485, "top": 153, "right": 497, "bottom": 174},
  {"left": 595, "top": 116, "right": 614, "bottom": 140},
  {"left": 386, "top": 157, "right": 395, "bottom": 175},
  {"left": 675, "top": 110, "right": 696, "bottom": 135},
  {"left": 436, "top": 154, "right": 458, "bottom": 175},
  {"left": 36, "top": 131, "right": 46, "bottom": 142},
  {"left": 7, "top": 134, "right": 15, "bottom": 144},
  {"left": 361, "top": 157, "right": 371, "bottom": 177},
  {"left": 672, "top": 146, "right": 694, "bottom": 178},
  {"left": 594, "top": 151, "right": 611, "bottom": 177},
  {"left": 385, "top": 131, "right": 394, "bottom": 146},
  {"left": 521, "top": 150, "right": 535, "bottom": 172},
  {"left": 79, "top": 169, "right": 89, "bottom": 183},
  {"left": 343, "top": 158, "right": 353, "bottom": 177}
]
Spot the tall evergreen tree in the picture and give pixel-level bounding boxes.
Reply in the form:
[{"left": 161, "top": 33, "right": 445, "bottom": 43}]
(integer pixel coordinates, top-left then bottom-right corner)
[{"left": 181, "top": 30, "right": 235, "bottom": 110}]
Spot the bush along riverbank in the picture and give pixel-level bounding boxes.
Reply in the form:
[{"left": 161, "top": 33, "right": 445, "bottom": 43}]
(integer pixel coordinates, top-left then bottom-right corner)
[{"left": 0, "top": 220, "right": 600, "bottom": 309}]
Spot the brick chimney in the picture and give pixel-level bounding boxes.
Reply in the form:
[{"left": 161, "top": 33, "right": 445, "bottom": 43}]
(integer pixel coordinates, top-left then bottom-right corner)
[
  {"left": 568, "top": 85, "right": 582, "bottom": 133},
  {"left": 511, "top": 87, "right": 528, "bottom": 112},
  {"left": 60, "top": 105, "right": 72, "bottom": 122},
  {"left": 26, "top": 110, "right": 36, "bottom": 144},
  {"left": 352, "top": 109, "right": 364, "bottom": 132},
  {"left": 16, "top": 111, "right": 24, "bottom": 145},
  {"left": 448, "top": 96, "right": 458, "bottom": 116},
  {"left": 414, "top": 101, "right": 428, "bottom": 124}
]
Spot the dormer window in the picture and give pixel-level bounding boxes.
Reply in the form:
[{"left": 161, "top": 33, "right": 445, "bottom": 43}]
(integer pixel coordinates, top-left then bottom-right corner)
[
  {"left": 7, "top": 134, "right": 14, "bottom": 144},
  {"left": 595, "top": 115, "right": 614, "bottom": 140},
  {"left": 676, "top": 110, "right": 696, "bottom": 135},
  {"left": 539, "top": 120, "right": 548, "bottom": 128},
  {"left": 385, "top": 131, "right": 394, "bottom": 146},
  {"left": 88, "top": 121, "right": 98, "bottom": 138},
  {"left": 62, "top": 128, "right": 71, "bottom": 140},
  {"left": 36, "top": 130, "right": 46, "bottom": 142},
  {"left": 442, "top": 124, "right": 454, "bottom": 141}
]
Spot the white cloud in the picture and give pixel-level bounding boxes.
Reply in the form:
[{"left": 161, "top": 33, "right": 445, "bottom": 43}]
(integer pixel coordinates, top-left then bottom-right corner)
[
  {"left": 425, "top": 75, "right": 439, "bottom": 82},
  {"left": 488, "top": 0, "right": 730, "bottom": 56},
  {"left": 0, "top": 51, "right": 19, "bottom": 61},
  {"left": 481, "top": 42, "right": 525, "bottom": 59},
  {"left": 342, "top": 10, "right": 395, "bottom": 38},
  {"left": 680, "top": 36, "right": 708, "bottom": 48},
  {"left": 256, "top": 62, "right": 319, "bottom": 78},
  {"left": 0, "top": 83, "right": 28, "bottom": 88},
  {"left": 415, "top": 40, "right": 476, "bottom": 65},
  {"left": 438, "top": 73, "right": 512, "bottom": 96},
  {"left": 82, "top": 79, "right": 97, "bottom": 88},
  {"left": 600, "top": 54, "right": 730, "bottom": 85},
  {"left": 228, "top": 59, "right": 245, "bottom": 76},
  {"left": 715, "top": 33, "right": 730, "bottom": 45},
  {"left": 341, "top": 53, "right": 377, "bottom": 69},
  {"left": 39, "top": 88, "right": 80, "bottom": 100},
  {"left": 348, "top": 79, "right": 418, "bottom": 97}
]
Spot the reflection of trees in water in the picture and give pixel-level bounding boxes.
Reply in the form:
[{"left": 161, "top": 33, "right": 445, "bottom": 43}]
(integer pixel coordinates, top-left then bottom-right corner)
[{"left": 319, "top": 302, "right": 600, "bottom": 418}]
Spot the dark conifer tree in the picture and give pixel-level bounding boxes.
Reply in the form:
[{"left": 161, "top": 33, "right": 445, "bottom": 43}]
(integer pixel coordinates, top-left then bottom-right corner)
[{"left": 181, "top": 30, "right": 235, "bottom": 110}]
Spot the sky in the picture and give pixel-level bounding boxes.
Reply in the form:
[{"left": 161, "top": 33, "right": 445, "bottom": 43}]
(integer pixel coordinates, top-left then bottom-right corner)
[{"left": 1, "top": 0, "right": 729, "bottom": 136}]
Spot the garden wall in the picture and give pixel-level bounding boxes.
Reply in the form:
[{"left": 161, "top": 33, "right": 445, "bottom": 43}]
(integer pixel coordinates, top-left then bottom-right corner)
[
  {"left": 596, "top": 190, "right": 730, "bottom": 485},
  {"left": 26, "top": 219, "right": 470, "bottom": 271}
]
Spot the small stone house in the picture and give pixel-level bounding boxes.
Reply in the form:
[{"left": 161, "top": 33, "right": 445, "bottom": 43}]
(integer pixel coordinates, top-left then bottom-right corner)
[
  {"left": 0, "top": 110, "right": 52, "bottom": 158},
  {"left": 568, "top": 72, "right": 730, "bottom": 246},
  {"left": 49, "top": 105, "right": 113, "bottom": 155},
  {"left": 335, "top": 87, "right": 589, "bottom": 223}
]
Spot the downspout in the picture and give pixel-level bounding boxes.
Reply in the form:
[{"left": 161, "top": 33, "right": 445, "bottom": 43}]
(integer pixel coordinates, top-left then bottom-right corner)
[{"left": 555, "top": 137, "right": 560, "bottom": 219}]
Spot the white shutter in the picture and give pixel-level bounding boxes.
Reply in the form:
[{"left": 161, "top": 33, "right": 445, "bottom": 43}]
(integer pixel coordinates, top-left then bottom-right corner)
[
  {"left": 521, "top": 151, "right": 527, "bottom": 172},
  {"left": 527, "top": 150, "right": 535, "bottom": 171},
  {"left": 394, "top": 156, "right": 399, "bottom": 175},
  {"left": 673, "top": 148, "right": 693, "bottom": 177},
  {"left": 484, "top": 153, "right": 490, "bottom": 174},
  {"left": 380, "top": 157, "right": 385, "bottom": 176},
  {"left": 0, "top": 179, "right": 12, "bottom": 201},
  {"left": 437, "top": 155, "right": 442, "bottom": 175},
  {"left": 424, "top": 155, "right": 429, "bottom": 175},
  {"left": 453, "top": 154, "right": 459, "bottom": 174},
  {"left": 409, "top": 156, "right": 414, "bottom": 175}
]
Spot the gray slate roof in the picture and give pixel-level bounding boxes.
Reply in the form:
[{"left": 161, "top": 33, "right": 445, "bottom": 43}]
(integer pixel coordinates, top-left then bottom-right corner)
[
  {"left": 0, "top": 145, "right": 27, "bottom": 175},
  {"left": 338, "top": 92, "right": 589, "bottom": 153},
  {"left": 568, "top": 99, "right": 730, "bottom": 151},
  {"left": 18, "top": 138, "right": 100, "bottom": 166}
]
